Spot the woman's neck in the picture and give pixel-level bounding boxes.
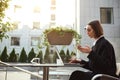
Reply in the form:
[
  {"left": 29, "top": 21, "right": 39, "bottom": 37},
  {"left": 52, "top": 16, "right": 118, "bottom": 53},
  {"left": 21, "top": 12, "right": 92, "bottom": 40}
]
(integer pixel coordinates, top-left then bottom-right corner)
[
  {"left": 93, "top": 35, "right": 103, "bottom": 45},
  {"left": 94, "top": 35, "right": 103, "bottom": 40}
]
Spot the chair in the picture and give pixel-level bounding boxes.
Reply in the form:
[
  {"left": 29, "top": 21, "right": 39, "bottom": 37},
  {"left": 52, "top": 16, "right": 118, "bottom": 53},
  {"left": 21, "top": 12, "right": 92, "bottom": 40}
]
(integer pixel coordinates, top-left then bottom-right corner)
[
  {"left": 116, "top": 63, "right": 120, "bottom": 76},
  {"left": 91, "top": 74, "right": 120, "bottom": 80},
  {"left": 91, "top": 63, "right": 120, "bottom": 80}
]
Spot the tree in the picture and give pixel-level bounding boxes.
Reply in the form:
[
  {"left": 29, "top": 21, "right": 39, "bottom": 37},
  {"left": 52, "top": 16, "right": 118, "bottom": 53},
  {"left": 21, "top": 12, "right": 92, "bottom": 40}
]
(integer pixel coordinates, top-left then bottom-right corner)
[
  {"left": 71, "top": 51, "right": 76, "bottom": 56},
  {"left": 0, "top": 0, "right": 12, "bottom": 41},
  {"left": 53, "top": 51, "right": 58, "bottom": 63},
  {"left": 70, "top": 51, "right": 76, "bottom": 60},
  {"left": 8, "top": 48, "right": 17, "bottom": 62},
  {"left": 19, "top": 47, "right": 27, "bottom": 63},
  {"left": 65, "top": 49, "right": 71, "bottom": 63},
  {"left": 44, "top": 46, "right": 50, "bottom": 63},
  {"left": 28, "top": 48, "right": 36, "bottom": 63},
  {"left": 36, "top": 50, "right": 43, "bottom": 63},
  {"left": 59, "top": 49, "right": 66, "bottom": 63},
  {"left": 0, "top": 46, "right": 9, "bottom": 62}
]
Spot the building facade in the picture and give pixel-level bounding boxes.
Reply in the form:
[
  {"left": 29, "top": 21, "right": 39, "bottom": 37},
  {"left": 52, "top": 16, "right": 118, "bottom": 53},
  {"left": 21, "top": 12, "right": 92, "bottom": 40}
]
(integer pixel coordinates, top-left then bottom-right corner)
[
  {"left": 0, "top": 0, "right": 120, "bottom": 62},
  {"left": 79, "top": 0, "right": 120, "bottom": 62}
]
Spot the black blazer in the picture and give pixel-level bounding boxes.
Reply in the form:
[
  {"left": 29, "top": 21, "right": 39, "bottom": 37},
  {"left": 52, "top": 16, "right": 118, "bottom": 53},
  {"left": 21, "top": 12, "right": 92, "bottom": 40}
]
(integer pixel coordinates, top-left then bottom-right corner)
[{"left": 81, "top": 37, "right": 117, "bottom": 77}]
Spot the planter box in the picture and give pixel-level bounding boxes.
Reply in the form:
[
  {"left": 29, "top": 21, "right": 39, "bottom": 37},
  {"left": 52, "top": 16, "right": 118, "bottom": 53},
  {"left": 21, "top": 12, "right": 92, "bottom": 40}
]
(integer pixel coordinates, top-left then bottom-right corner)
[{"left": 47, "top": 31, "right": 73, "bottom": 45}]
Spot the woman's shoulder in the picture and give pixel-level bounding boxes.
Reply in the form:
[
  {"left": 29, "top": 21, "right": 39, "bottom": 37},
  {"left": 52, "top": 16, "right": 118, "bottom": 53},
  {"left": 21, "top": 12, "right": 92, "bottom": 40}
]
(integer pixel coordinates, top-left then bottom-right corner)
[
  {"left": 97, "top": 37, "right": 113, "bottom": 46},
  {"left": 101, "top": 37, "right": 114, "bottom": 48}
]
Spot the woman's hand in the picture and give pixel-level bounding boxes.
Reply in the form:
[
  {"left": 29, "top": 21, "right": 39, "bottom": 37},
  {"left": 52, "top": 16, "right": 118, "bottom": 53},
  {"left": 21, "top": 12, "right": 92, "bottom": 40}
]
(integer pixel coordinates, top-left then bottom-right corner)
[
  {"left": 77, "top": 45, "right": 91, "bottom": 53},
  {"left": 69, "top": 59, "right": 81, "bottom": 63}
]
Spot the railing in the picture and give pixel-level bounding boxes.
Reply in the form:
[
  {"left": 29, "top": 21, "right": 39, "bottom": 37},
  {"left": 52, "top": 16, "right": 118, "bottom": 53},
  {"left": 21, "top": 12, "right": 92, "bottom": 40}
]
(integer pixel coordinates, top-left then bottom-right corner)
[
  {"left": 0, "top": 46, "right": 83, "bottom": 80},
  {"left": 0, "top": 46, "right": 64, "bottom": 80},
  {"left": 0, "top": 60, "right": 43, "bottom": 80}
]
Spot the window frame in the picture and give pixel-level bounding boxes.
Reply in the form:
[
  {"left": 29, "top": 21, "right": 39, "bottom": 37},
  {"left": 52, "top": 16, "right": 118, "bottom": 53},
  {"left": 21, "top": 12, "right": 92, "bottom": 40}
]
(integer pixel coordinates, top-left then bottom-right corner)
[
  {"left": 31, "top": 37, "right": 40, "bottom": 46},
  {"left": 33, "top": 22, "right": 40, "bottom": 29},
  {"left": 11, "top": 37, "right": 20, "bottom": 46},
  {"left": 100, "top": 7, "right": 114, "bottom": 24}
]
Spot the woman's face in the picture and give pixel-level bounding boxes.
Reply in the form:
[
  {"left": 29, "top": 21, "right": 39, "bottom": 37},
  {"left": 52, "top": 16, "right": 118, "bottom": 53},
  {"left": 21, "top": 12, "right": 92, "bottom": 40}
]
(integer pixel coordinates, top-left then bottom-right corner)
[{"left": 85, "top": 25, "right": 95, "bottom": 38}]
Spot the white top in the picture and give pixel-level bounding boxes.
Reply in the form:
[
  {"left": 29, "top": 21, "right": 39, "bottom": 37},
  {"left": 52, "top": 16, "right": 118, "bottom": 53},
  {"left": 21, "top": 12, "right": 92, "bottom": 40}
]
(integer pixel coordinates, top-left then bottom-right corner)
[{"left": 93, "top": 35, "right": 104, "bottom": 46}]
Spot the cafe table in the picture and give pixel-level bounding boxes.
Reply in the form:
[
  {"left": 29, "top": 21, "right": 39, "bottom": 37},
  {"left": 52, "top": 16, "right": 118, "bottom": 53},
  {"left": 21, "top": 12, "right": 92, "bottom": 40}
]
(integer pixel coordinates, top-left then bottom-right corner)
[
  {"left": 0, "top": 61, "right": 83, "bottom": 80},
  {"left": 0, "top": 60, "right": 65, "bottom": 80}
]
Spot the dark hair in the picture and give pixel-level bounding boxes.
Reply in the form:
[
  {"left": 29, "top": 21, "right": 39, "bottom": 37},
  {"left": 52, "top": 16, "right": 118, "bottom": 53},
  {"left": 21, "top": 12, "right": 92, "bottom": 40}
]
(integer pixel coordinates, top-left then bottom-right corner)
[{"left": 88, "top": 20, "right": 103, "bottom": 38}]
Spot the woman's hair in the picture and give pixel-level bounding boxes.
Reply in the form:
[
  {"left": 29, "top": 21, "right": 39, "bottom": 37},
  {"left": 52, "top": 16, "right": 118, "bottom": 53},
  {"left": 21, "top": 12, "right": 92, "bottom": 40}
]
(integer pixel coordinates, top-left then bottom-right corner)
[{"left": 88, "top": 20, "right": 103, "bottom": 38}]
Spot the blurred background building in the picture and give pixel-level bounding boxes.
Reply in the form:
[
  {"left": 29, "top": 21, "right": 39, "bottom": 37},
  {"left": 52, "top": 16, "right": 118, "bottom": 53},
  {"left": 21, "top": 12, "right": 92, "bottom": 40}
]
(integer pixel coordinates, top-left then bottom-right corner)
[
  {"left": 0, "top": 0, "right": 120, "bottom": 80},
  {"left": 0, "top": 0, "right": 120, "bottom": 62}
]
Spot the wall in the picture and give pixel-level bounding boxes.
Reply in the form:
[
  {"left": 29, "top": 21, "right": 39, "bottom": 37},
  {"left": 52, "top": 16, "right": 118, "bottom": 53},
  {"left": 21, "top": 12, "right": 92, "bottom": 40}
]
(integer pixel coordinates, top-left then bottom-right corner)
[{"left": 79, "top": 0, "right": 120, "bottom": 62}]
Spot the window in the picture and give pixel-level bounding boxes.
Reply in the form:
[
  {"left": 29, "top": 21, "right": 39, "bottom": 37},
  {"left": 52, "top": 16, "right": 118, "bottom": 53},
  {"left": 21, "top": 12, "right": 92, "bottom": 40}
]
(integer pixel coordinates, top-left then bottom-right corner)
[
  {"left": 51, "top": 0, "right": 56, "bottom": 5},
  {"left": 51, "top": 14, "right": 56, "bottom": 21},
  {"left": 33, "top": 6, "right": 40, "bottom": 13},
  {"left": 11, "top": 37, "right": 20, "bottom": 46},
  {"left": 12, "top": 21, "right": 21, "bottom": 29},
  {"left": 9, "top": 0, "right": 76, "bottom": 29},
  {"left": 33, "top": 22, "right": 40, "bottom": 29},
  {"left": 31, "top": 37, "right": 40, "bottom": 46},
  {"left": 100, "top": 8, "right": 114, "bottom": 24},
  {"left": 14, "top": 5, "right": 22, "bottom": 13},
  {"left": 50, "top": 6, "right": 56, "bottom": 11},
  {"left": 50, "top": 22, "right": 56, "bottom": 26}
]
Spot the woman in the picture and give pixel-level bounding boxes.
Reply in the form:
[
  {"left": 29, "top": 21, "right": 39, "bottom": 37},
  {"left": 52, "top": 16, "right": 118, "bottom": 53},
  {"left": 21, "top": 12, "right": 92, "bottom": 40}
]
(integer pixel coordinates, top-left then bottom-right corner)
[{"left": 69, "top": 20, "right": 117, "bottom": 80}]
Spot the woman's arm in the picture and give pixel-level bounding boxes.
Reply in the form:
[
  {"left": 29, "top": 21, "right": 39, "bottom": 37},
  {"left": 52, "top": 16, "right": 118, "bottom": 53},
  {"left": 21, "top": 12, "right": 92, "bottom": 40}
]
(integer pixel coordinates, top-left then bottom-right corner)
[{"left": 87, "top": 43, "right": 115, "bottom": 69}]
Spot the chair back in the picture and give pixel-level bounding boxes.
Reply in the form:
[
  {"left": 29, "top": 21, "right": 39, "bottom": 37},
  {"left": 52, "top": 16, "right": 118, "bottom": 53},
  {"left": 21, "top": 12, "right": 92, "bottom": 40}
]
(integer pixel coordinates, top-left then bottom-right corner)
[{"left": 91, "top": 74, "right": 120, "bottom": 80}]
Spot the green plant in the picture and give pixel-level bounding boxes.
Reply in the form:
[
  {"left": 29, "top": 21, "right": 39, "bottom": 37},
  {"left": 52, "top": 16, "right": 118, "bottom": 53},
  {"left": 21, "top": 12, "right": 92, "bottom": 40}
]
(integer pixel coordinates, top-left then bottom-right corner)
[
  {"left": 28, "top": 48, "right": 36, "bottom": 63},
  {"left": 65, "top": 49, "right": 71, "bottom": 63},
  {"left": 59, "top": 49, "right": 66, "bottom": 63},
  {"left": 43, "top": 26, "right": 81, "bottom": 45},
  {"left": 71, "top": 51, "right": 76, "bottom": 56},
  {"left": 0, "top": 46, "right": 9, "bottom": 62},
  {"left": 36, "top": 50, "right": 43, "bottom": 63},
  {"left": 44, "top": 46, "right": 50, "bottom": 63},
  {"left": 19, "top": 47, "right": 28, "bottom": 63},
  {"left": 8, "top": 48, "right": 17, "bottom": 62},
  {"left": 53, "top": 51, "right": 59, "bottom": 63},
  {"left": 70, "top": 51, "right": 76, "bottom": 60},
  {"left": 0, "top": 0, "right": 13, "bottom": 41}
]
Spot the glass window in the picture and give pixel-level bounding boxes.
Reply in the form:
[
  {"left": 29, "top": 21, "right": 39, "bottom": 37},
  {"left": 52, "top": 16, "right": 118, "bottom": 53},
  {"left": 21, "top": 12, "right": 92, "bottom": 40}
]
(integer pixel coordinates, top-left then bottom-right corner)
[
  {"left": 100, "top": 8, "right": 114, "bottom": 24},
  {"left": 51, "top": 14, "right": 56, "bottom": 21},
  {"left": 12, "top": 21, "right": 21, "bottom": 29},
  {"left": 33, "top": 22, "right": 40, "bottom": 29},
  {"left": 8, "top": 0, "right": 76, "bottom": 29},
  {"left": 11, "top": 37, "right": 20, "bottom": 46},
  {"left": 50, "top": 6, "right": 56, "bottom": 11},
  {"left": 33, "top": 6, "right": 40, "bottom": 13},
  {"left": 50, "top": 22, "right": 56, "bottom": 26},
  {"left": 31, "top": 37, "right": 40, "bottom": 46},
  {"left": 14, "top": 5, "right": 22, "bottom": 13},
  {"left": 51, "top": 0, "right": 56, "bottom": 5}
]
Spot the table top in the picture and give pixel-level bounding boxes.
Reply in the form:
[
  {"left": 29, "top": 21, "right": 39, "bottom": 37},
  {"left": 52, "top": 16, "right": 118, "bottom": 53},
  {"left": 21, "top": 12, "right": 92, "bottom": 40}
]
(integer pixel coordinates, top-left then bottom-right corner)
[
  {"left": 0, "top": 61, "right": 83, "bottom": 67},
  {"left": 0, "top": 62, "right": 64, "bottom": 67}
]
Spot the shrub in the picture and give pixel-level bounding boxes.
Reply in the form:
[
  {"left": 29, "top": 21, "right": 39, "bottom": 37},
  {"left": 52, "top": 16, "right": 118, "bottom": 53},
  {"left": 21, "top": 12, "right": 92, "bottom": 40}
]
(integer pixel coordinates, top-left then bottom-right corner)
[
  {"left": 19, "top": 47, "right": 27, "bottom": 63},
  {"left": 44, "top": 46, "right": 50, "bottom": 63},
  {"left": 53, "top": 51, "right": 59, "bottom": 63},
  {"left": 8, "top": 48, "right": 17, "bottom": 62},
  {"left": 65, "top": 49, "right": 71, "bottom": 63},
  {"left": 0, "top": 46, "right": 9, "bottom": 62},
  {"left": 28, "top": 48, "right": 36, "bottom": 63},
  {"left": 36, "top": 50, "right": 43, "bottom": 63},
  {"left": 71, "top": 51, "right": 76, "bottom": 56},
  {"left": 59, "top": 49, "right": 66, "bottom": 63}
]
